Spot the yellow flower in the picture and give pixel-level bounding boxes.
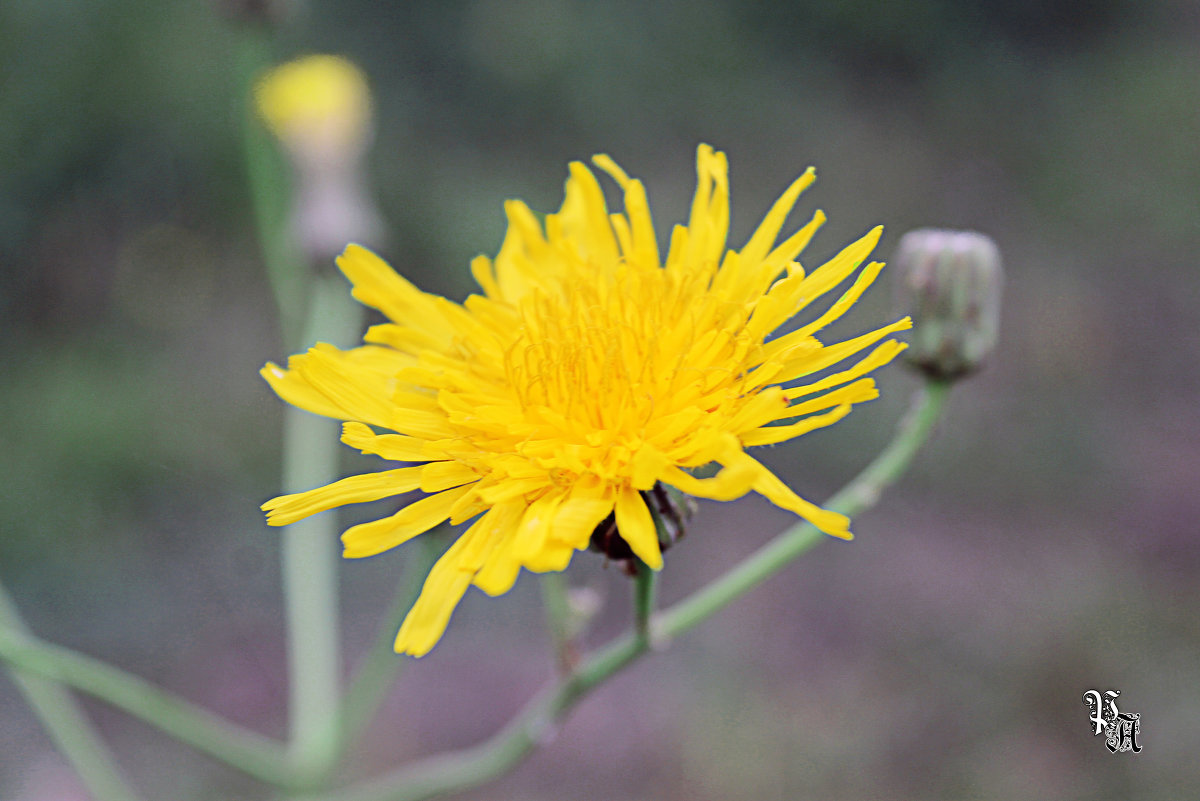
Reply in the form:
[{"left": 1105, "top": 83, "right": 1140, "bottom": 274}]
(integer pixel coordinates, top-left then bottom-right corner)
[
  {"left": 254, "top": 55, "right": 371, "bottom": 154},
  {"left": 262, "top": 145, "right": 911, "bottom": 656}
]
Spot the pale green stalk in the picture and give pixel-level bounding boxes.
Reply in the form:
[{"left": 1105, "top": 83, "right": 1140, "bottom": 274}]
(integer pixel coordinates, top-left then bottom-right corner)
[
  {"left": 338, "top": 538, "right": 438, "bottom": 759},
  {"left": 0, "top": 622, "right": 294, "bottom": 788},
  {"left": 0, "top": 583, "right": 143, "bottom": 801},
  {"left": 328, "top": 379, "right": 951, "bottom": 801},
  {"left": 660, "top": 379, "right": 951, "bottom": 639},
  {"left": 236, "top": 31, "right": 364, "bottom": 787},
  {"left": 237, "top": 34, "right": 307, "bottom": 349},
  {"left": 538, "top": 571, "right": 573, "bottom": 672}
]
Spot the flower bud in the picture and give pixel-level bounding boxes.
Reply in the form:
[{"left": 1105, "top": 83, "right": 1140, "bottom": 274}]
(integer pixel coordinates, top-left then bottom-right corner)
[
  {"left": 893, "top": 228, "right": 1003, "bottom": 380},
  {"left": 254, "top": 55, "right": 383, "bottom": 263},
  {"left": 255, "top": 55, "right": 372, "bottom": 162}
]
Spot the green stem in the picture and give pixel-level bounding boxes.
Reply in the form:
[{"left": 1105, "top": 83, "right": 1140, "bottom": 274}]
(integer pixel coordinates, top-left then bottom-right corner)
[
  {"left": 0, "top": 584, "right": 143, "bottom": 801},
  {"left": 331, "top": 633, "right": 645, "bottom": 801},
  {"left": 660, "top": 379, "right": 951, "bottom": 639},
  {"left": 327, "top": 380, "right": 951, "bottom": 801},
  {"left": 280, "top": 277, "right": 363, "bottom": 788},
  {"left": 0, "top": 624, "right": 294, "bottom": 788},
  {"left": 338, "top": 538, "right": 437, "bottom": 759},
  {"left": 238, "top": 31, "right": 360, "bottom": 790},
  {"left": 539, "top": 571, "right": 573, "bottom": 673},
  {"left": 633, "top": 563, "right": 657, "bottom": 646},
  {"left": 237, "top": 33, "right": 307, "bottom": 349}
]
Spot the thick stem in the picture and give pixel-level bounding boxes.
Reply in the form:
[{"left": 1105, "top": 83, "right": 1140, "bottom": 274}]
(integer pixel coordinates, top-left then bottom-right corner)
[{"left": 280, "top": 276, "right": 363, "bottom": 788}]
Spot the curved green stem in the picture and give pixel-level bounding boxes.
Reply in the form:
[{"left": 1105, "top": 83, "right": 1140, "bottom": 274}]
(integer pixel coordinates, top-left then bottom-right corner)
[
  {"left": 338, "top": 538, "right": 438, "bottom": 759},
  {"left": 660, "top": 379, "right": 951, "bottom": 639},
  {"left": 0, "top": 583, "right": 143, "bottom": 801},
  {"left": 328, "top": 379, "right": 951, "bottom": 801},
  {"left": 0, "top": 624, "right": 294, "bottom": 788},
  {"left": 538, "top": 571, "right": 573, "bottom": 673},
  {"left": 331, "top": 632, "right": 645, "bottom": 801}
]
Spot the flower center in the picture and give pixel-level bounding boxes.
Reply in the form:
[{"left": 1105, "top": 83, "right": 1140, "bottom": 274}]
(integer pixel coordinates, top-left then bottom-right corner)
[{"left": 498, "top": 260, "right": 760, "bottom": 476}]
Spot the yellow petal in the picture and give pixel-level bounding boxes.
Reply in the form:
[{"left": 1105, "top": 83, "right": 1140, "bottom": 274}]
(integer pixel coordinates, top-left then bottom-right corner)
[
  {"left": 548, "top": 484, "right": 614, "bottom": 551},
  {"left": 797, "top": 226, "right": 883, "bottom": 304},
  {"left": 263, "top": 466, "right": 425, "bottom": 526},
  {"left": 739, "top": 167, "right": 816, "bottom": 268},
  {"left": 760, "top": 210, "right": 825, "bottom": 276},
  {"left": 773, "top": 318, "right": 912, "bottom": 383},
  {"left": 614, "top": 486, "right": 662, "bottom": 569},
  {"left": 740, "top": 404, "right": 852, "bottom": 447},
  {"left": 769, "top": 379, "right": 878, "bottom": 423},
  {"left": 420, "top": 461, "right": 480, "bottom": 492},
  {"left": 658, "top": 460, "right": 756, "bottom": 502},
  {"left": 469, "top": 254, "right": 500, "bottom": 298},
  {"left": 783, "top": 340, "right": 908, "bottom": 401},
  {"left": 260, "top": 362, "right": 345, "bottom": 420},
  {"left": 471, "top": 504, "right": 526, "bottom": 596},
  {"left": 342, "top": 485, "right": 473, "bottom": 558},
  {"left": 743, "top": 456, "right": 852, "bottom": 540},
  {"left": 512, "top": 491, "right": 566, "bottom": 568},
  {"left": 793, "top": 260, "right": 886, "bottom": 338},
  {"left": 337, "top": 245, "right": 457, "bottom": 341},
  {"left": 288, "top": 344, "right": 397, "bottom": 429},
  {"left": 392, "top": 513, "right": 496, "bottom": 657},
  {"left": 394, "top": 561, "right": 473, "bottom": 656},
  {"left": 341, "top": 421, "right": 433, "bottom": 462}
]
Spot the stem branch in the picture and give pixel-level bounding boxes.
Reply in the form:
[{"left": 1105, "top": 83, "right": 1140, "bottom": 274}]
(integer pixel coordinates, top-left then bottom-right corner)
[
  {"left": 338, "top": 539, "right": 437, "bottom": 759},
  {"left": 328, "top": 380, "right": 951, "bottom": 801},
  {"left": 0, "top": 622, "right": 294, "bottom": 787},
  {"left": 0, "top": 584, "right": 143, "bottom": 801}
]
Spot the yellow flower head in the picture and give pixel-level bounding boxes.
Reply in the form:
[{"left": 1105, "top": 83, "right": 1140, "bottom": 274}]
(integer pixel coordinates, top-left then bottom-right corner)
[
  {"left": 262, "top": 145, "right": 911, "bottom": 656},
  {"left": 254, "top": 55, "right": 371, "bottom": 153}
]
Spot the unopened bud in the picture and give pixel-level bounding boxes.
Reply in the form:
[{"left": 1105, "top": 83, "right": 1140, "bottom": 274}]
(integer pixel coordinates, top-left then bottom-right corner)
[
  {"left": 255, "top": 55, "right": 372, "bottom": 161},
  {"left": 894, "top": 228, "right": 1003, "bottom": 380},
  {"left": 254, "top": 55, "right": 383, "bottom": 263}
]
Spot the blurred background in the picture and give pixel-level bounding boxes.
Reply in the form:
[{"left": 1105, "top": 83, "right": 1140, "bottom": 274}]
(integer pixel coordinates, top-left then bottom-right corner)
[{"left": 3, "top": 0, "right": 1199, "bottom": 799}]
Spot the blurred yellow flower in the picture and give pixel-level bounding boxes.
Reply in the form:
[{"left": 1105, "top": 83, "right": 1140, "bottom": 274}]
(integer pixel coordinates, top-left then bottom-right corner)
[
  {"left": 254, "top": 54, "right": 371, "bottom": 153},
  {"left": 262, "top": 145, "right": 910, "bottom": 656}
]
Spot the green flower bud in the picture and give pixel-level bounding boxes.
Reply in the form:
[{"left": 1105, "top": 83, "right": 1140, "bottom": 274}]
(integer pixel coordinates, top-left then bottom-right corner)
[{"left": 894, "top": 228, "right": 1003, "bottom": 380}]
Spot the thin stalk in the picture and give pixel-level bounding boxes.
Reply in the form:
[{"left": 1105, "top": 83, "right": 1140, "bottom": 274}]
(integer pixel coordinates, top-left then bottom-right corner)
[
  {"left": 237, "top": 32, "right": 360, "bottom": 790},
  {"left": 338, "top": 538, "right": 438, "bottom": 759},
  {"left": 0, "top": 584, "right": 143, "bottom": 801},
  {"left": 660, "top": 379, "right": 951, "bottom": 639},
  {"left": 330, "top": 630, "right": 645, "bottom": 801},
  {"left": 539, "top": 571, "right": 573, "bottom": 673},
  {"left": 0, "top": 625, "right": 294, "bottom": 788},
  {"left": 632, "top": 563, "right": 657, "bottom": 646},
  {"left": 326, "top": 380, "right": 951, "bottom": 801},
  {"left": 237, "top": 33, "right": 307, "bottom": 349}
]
